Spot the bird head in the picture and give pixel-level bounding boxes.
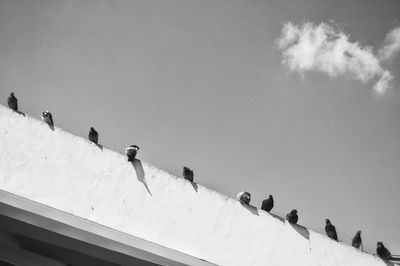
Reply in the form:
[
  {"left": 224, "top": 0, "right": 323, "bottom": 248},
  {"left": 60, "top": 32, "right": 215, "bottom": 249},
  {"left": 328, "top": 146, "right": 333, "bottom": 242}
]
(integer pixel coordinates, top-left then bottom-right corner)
[
  {"left": 130, "top": 145, "right": 139, "bottom": 150},
  {"left": 325, "top": 219, "right": 331, "bottom": 224},
  {"left": 357, "top": 230, "right": 361, "bottom": 235},
  {"left": 377, "top": 242, "right": 383, "bottom": 247},
  {"left": 90, "top": 127, "right": 95, "bottom": 131},
  {"left": 291, "top": 209, "right": 297, "bottom": 215},
  {"left": 10, "top": 92, "right": 14, "bottom": 97},
  {"left": 269, "top": 195, "right": 273, "bottom": 199}
]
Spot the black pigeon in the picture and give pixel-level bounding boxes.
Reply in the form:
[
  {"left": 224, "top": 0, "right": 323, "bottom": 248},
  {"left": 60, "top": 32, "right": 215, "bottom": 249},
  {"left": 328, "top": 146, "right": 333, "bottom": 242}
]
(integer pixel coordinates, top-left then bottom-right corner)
[
  {"left": 325, "top": 219, "right": 338, "bottom": 241},
  {"left": 261, "top": 195, "right": 274, "bottom": 212},
  {"left": 126, "top": 145, "right": 139, "bottom": 162},
  {"left": 7, "top": 92, "right": 18, "bottom": 111},
  {"left": 41, "top": 111, "right": 54, "bottom": 127},
  {"left": 286, "top": 209, "right": 298, "bottom": 224},
  {"left": 88, "top": 127, "right": 99, "bottom": 144},
  {"left": 182, "top": 166, "right": 194, "bottom": 182},
  {"left": 377, "top": 242, "right": 391, "bottom": 260},
  {"left": 352, "top": 230, "right": 362, "bottom": 249}
]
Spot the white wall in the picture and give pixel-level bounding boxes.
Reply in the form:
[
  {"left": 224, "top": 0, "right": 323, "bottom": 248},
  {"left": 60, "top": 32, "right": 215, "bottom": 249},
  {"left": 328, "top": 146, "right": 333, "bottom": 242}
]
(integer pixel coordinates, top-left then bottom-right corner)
[{"left": 0, "top": 106, "right": 394, "bottom": 266}]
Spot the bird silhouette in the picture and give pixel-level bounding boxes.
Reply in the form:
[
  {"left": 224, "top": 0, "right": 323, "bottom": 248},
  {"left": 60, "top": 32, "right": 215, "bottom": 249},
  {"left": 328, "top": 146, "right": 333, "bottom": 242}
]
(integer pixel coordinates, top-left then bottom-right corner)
[
  {"left": 41, "top": 111, "right": 54, "bottom": 128},
  {"left": 88, "top": 127, "right": 99, "bottom": 144},
  {"left": 352, "top": 230, "right": 362, "bottom": 250},
  {"left": 7, "top": 92, "right": 18, "bottom": 111},
  {"left": 377, "top": 242, "right": 392, "bottom": 260},
  {"left": 126, "top": 145, "right": 139, "bottom": 162},
  {"left": 325, "top": 219, "right": 338, "bottom": 241},
  {"left": 286, "top": 209, "right": 298, "bottom": 224},
  {"left": 182, "top": 167, "right": 194, "bottom": 182},
  {"left": 261, "top": 195, "right": 274, "bottom": 212},
  {"left": 237, "top": 191, "right": 251, "bottom": 205}
]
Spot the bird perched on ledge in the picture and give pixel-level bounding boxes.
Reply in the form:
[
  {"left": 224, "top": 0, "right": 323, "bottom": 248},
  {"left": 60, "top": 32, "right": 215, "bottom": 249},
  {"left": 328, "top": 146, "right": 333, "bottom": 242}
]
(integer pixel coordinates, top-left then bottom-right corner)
[
  {"left": 352, "top": 230, "right": 362, "bottom": 250},
  {"left": 237, "top": 191, "right": 251, "bottom": 205},
  {"left": 41, "top": 111, "right": 54, "bottom": 128},
  {"left": 7, "top": 92, "right": 18, "bottom": 111},
  {"left": 88, "top": 127, "right": 99, "bottom": 144},
  {"left": 126, "top": 145, "right": 139, "bottom": 162},
  {"left": 286, "top": 209, "right": 298, "bottom": 224},
  {"left": 261, "top": 195, "right": 274, "bottom": 212},
  {"left": 182, "top": 166, "right": 194, "bottom": 182},
  {"left": 325, "top": 219, "right": 338, "bottom": 241},
  {"left": 377, "top": 242, "right": 392, "bottom": 260}
]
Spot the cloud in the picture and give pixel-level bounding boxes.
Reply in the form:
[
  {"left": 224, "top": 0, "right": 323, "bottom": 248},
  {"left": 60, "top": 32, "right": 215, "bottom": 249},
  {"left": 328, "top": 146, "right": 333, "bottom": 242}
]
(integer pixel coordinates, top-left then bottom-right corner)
[
  {"left": 373, "top": 70, "right": 393, "bottom": 94},
  {"left": 379, "top": 27, "right": 400, "bottom": 61},
  {"left": 277, "top": 22, "right": 400, "bottom": 94}
]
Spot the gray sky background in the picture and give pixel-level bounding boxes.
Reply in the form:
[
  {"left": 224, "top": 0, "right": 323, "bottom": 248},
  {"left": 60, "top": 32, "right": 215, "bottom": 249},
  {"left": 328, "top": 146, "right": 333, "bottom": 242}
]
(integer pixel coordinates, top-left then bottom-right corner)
[{"left": 1, "top": 0, "right": 399, "bottom": 254}]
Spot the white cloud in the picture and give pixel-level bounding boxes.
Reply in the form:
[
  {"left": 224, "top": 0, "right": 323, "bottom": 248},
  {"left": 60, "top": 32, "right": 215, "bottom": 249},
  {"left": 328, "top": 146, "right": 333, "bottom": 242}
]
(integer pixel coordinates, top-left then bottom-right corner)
[
  {"left": 277, "top": 22, "right": 400, "bottom": 94},
  {"left": 373, "top": 70, "right": 393, "bottom": 95},
  {"left": 379, "top": 27, "right": 400, "bottom": 61}
]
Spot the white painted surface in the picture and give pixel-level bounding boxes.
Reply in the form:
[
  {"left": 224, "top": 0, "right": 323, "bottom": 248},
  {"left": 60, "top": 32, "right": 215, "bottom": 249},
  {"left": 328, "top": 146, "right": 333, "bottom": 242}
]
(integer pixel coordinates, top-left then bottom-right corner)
[
  {"left": 0, "top": 105, "right": 394, "bottom": 266},
  {"left": 0, "top": 190, "right": 214, "bottom": 266}
]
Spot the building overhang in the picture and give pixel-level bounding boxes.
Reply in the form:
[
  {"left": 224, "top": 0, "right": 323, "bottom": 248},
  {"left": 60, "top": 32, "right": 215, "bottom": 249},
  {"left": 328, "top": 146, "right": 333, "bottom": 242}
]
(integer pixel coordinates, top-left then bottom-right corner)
[{"left": 0, "top": 189, "right": 215, "bottom": 266}]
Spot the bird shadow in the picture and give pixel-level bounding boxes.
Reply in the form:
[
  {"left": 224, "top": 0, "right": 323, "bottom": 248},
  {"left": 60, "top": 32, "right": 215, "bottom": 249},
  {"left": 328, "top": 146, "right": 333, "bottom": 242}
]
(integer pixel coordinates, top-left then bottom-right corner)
[
  {"left": 240, "top": 203, "right": 259, "bottom": 216},
  {"left": 95, "top": 143, "right": 103, "bottom": 151},
  {"left": 389, "top": 256, "right": 400, "bottom": 262},
  {"left": 46, "top": 123, "right": 54, "bottom": 131},
  {"left": 131, "top": 159, "right": 151, "bottom": 196},
  {"left": 189, "top": 181, "right": 198, "bottom": 192},
  {"left": 269, "top": 213, "right": 285, "bottom": 222},
  {"left": 382, "top": 259, "right": 395, "bottom": 266},
  {"left": 16, "top": 110, "right": 25, "bottom": 117},
  {"left": 289, "top": 222, "right": 310, "bottom": 240}
]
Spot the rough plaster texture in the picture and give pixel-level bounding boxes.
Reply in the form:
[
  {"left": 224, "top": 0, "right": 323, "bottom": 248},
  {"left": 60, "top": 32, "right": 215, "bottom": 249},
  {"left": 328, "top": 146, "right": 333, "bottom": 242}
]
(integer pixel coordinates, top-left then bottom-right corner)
[{"left": 0, "top": 105, "right": 395, "bottom": 266}]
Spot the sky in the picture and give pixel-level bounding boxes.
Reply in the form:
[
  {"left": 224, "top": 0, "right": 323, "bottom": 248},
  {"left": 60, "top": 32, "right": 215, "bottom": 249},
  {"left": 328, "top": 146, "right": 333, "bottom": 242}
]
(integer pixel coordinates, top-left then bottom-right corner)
[{"left": 0, "top": 0, "right": 399, "bottom": 255}]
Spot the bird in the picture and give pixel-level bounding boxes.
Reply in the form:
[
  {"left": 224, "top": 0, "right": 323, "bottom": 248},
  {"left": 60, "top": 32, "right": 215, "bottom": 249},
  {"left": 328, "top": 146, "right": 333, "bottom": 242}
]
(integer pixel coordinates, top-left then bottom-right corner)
[
  {"left": 126, "top": 145, "right": 139, "bottom": 162},
  {"left": 88, "top": 127, "right": 99, "bottom": 144},
  {"left": 352, "top": 230, "right": 362, "bottom": 250},
  {"left": 7, "top": 92, "right": 18, "bottom": 111},
  {"left": 261, "top": 195, "right": 274, "bottom": 212},
  {"left": 41, "top": 111, "right": 54, "bottom": 127},
  {"left": 376, "top": 242, "right": 391, "bottom": 260},
  {"left": 286, "top": 209, "right": 298, "bottom": 224},
  {"left": 182, "top": 166, "right": 194, "bottom": 182},
  {"left": 237, "top": 191, "right": 251, "bottom": 205},
  {"left": 325, "top": 219, "right": 338, "bottom": 241}
]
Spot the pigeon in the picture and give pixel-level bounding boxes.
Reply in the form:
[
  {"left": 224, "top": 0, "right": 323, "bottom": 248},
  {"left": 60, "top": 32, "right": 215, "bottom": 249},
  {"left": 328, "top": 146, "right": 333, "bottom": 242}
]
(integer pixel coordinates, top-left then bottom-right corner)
[
  {"left": 7, "top": 92, "right": 18, "bottom": 111},
  {"left": 325, "top": 219, "right": 338, "bottom": 241},
  {"left": 126, "top": 145, "right": 139, "bottom": 162},
  {"left": 182, "top": 166, "right": 194, "bottom": 182},
  {"left": 41, "top": 111, "right": 54, "bottom": 127},
  {"left": 286, "top": 209, "right": 298, "bottom": 224},
  {"left": 261, "top": 195, "right": 274, "bottom": 212},
  {"left": 377, "top": 242, "right": 392, "bottom": 260},
  {"left": 352, "top": 230, "right": 362, "bottom": 249},
  {"left": 237, "top": 191, "right": 251, "bottom": 205},
  {"left": 88, "top": 127, "right": 99, "bottom": 144}
]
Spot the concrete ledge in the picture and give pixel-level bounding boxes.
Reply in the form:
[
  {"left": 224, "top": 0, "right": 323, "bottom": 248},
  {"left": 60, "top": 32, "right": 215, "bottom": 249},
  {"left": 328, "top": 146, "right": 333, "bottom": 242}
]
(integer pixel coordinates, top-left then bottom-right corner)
[{"left": 0, "top": 105, "right": 396, "bottom": 265}]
